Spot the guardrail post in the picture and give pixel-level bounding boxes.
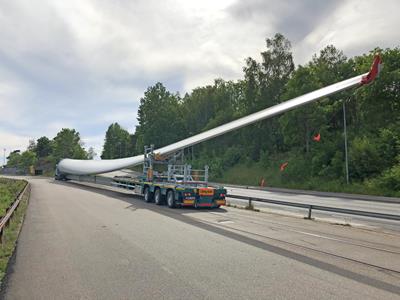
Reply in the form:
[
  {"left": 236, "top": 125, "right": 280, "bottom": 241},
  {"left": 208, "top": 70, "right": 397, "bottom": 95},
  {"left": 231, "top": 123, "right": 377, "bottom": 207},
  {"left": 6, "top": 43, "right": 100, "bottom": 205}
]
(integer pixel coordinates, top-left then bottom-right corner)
[
  {"left": 306, "top": 205, "right": 313, "bottom": 219},
  {"left": 248, "top": 197, "right": 252, "bottom": 209}
]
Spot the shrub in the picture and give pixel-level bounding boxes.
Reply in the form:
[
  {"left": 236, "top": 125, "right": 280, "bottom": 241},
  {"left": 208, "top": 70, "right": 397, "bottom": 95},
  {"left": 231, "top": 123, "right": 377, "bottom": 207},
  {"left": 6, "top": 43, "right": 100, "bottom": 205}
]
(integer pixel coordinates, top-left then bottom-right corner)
[
  {"left": 223, "top": 146, "right": 242, "bottom": 168},
  {"left": 281, "top": 155, "right": 312, "bottom": 182},
  {"left": 259, "top": 150, "right": 271, "bottom": 168},
  {"left": 349, "top": 137, "right": 381, "bottom": 180},
  {"left": 374, "top": 164, "right": 400, "bottom": 192}
]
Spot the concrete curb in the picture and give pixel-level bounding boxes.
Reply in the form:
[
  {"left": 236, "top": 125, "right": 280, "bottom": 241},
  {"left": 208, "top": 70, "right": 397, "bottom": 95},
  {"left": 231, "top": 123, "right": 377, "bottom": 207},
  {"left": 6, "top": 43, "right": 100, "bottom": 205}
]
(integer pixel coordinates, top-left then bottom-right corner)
[{"left": 213, "top": 182, "right": 400, "bottom": 204}]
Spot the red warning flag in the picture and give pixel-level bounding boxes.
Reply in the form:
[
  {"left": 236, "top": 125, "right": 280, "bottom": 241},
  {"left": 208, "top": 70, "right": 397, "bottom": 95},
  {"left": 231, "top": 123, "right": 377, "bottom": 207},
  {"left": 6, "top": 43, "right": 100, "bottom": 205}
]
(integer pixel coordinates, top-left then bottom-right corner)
[
  {"left": 280, "top": 162, "right": 288, "bottom": 172},
  {"left": 313, "top": 133, "right": 321, "bottom": 142}
]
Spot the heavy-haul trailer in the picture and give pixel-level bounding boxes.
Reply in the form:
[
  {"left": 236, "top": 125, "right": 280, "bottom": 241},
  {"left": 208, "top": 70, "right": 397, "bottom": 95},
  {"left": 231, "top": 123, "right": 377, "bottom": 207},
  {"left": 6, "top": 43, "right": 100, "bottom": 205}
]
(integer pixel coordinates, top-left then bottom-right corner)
[
  {"left": 112, "top": 176, "right": 226, "bottom": 208},
  {"left": 57, "top": 145, "right": 227, "bottom": 208},
  {"left": 113, "top": 177, "right": 226, "bottom": 208},
  {"left": 55, "top": 55, "right": 382, "bottom": 208},
  {"left": 110, "top": 145, "right": 226, "bottom": 208}
]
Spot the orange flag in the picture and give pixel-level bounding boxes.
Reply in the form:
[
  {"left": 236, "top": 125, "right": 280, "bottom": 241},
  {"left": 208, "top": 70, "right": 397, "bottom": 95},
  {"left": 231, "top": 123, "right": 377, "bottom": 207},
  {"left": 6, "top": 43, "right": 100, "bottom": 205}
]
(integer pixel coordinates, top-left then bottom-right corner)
[
  {"left": 313, "top": 133, "right": 321, "bottom": 142},
  {"left": 280, "top": 162, "right": 288, "bottom": 172}
]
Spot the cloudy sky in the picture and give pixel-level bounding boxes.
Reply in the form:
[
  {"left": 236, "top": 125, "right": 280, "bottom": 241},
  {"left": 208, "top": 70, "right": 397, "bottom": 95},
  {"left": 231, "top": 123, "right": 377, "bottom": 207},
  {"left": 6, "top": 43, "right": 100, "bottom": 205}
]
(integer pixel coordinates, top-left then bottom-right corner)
[{"left": 0, "top": 0, "right": 399, "bottom": 162}]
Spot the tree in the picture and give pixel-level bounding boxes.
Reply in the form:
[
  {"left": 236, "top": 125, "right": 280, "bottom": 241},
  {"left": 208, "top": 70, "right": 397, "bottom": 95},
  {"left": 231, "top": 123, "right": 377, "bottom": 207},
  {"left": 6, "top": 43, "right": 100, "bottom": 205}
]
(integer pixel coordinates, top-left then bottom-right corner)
[
  {"left": 260, "top": 33, "right": 295, "bottom": 107},
  {"left": 238, "top": 33, "right": 295, "bottom": 159},
  {"left": 279, "top": 65, "right": 323, "bottom": 153},
  {"left": 27, "top": 139, "right": 36, "bottom": 152},
  {"left": 6, "top": 151, "right": 21, "bottom": 168},
  {"left": 128, "top": 134, "right": 138, "bottom": 156},
  {"left": 135, "top": 83, "right": 186, "bottom": 151},
  {"left": 87, "top": 147, "right": 97, "bottom": 160},
  {"left": 6, "top": 150, "right": 36, "bottom": 171},
  {"left": 101, "top": 123, "right": 131, "bottom": 159},
  {"left": 242, "top": 57, "right": 261, "bottom": 114},
  {"left": 35, "top": 136, "right": 52, "bottom": 158},
  {"left": 19, "top": 151, "right": 37, "bottom": 170},
  {"left": 352, "top": 48, "right": 400, "bottom": 133},
  {"left": 52, "top": 128, "right": 87, "bottom": 162}
]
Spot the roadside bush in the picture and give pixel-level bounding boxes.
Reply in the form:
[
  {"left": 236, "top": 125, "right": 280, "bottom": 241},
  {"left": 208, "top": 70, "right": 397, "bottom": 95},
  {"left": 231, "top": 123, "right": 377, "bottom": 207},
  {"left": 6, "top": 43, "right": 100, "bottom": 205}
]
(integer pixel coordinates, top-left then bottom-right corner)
[
  {"left": 312, "top": 150, "right": 344, "bottom": 180},
  {"left": 208, "top": 156, "right": 224, "bottom": 179},
  {"left": 281, "top": 154, "right": 312, "bottom": 182},
  {"left": 373, "top": 164, "right": 400, "bottom": 193},
  {"left": 259, "top": 150, "right": 271, "bottom": 168},
  {"left": 377, "top": 127, "right": 400, "bottom": 169},
  {"left": 349, "top": 136, "right": 381, "bottom": 180},
  {"left": 223, "top": 146, "right": 242, "bottom": 168}
]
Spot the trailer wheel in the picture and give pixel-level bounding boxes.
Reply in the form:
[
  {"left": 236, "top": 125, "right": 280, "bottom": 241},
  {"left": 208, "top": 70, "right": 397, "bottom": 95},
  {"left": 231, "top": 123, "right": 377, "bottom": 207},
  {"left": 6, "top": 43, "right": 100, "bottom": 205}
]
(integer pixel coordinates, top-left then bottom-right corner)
[
  {"left": 154, "top": 188, "right": 164, "bottom": 205},
  {"left": 167, "top": 190, "right": 176, "bottom": 208},
  {"left": 144, "top": 186, "right": 153, "bottom": 203}
]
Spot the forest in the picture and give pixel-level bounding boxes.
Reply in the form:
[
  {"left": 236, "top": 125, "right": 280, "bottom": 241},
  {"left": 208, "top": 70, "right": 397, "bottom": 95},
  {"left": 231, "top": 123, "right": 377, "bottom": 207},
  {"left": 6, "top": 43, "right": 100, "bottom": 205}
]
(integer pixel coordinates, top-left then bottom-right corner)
[{"left": 7, "top": 34, "right": 400, "bottom": 196}]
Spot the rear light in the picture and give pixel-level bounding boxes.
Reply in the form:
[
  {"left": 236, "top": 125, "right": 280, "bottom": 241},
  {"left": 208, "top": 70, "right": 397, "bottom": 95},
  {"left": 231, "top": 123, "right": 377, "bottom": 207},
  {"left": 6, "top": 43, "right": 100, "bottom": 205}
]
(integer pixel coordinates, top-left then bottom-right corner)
[{"left": 220, "top": 193, "right": 225, "bottom": 198}]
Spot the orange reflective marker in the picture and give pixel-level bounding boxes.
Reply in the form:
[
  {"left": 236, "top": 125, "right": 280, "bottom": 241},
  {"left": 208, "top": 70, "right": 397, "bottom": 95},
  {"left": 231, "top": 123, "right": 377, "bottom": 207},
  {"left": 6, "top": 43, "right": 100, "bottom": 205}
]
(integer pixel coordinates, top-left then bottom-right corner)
[
  {"left": 280, "top": 162, "right": 288, "bottom": 172},
  {"left": 313, "top": 133, "right": 321, "bottom": 142}
]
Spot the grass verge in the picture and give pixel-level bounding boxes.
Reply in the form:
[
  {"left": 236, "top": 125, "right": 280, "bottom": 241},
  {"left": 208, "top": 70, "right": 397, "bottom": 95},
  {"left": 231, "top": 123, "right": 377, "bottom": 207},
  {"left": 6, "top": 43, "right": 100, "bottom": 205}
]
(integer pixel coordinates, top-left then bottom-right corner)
[
  {"left": 0, "top": 179, "right": 30, "bottom": 282},
  {"left": 216, "top": 162, "right": 400, "bottom": 198},
  {"left": 0, "top": 179, "right": 26, "bottom": 217}
]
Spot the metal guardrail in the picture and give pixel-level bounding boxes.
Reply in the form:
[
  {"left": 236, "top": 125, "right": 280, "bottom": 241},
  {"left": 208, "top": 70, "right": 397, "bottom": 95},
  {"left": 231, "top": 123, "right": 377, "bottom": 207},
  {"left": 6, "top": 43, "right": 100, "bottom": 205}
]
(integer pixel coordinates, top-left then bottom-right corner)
[
  {"left": 216, "top": 182, "right": 400, "bottom": 204},
  {"left": 0, "top": 181, "right": 30, "bottom": 243},
  {"left": 227, "top": 194, "right": 400, "bottom": 221}
]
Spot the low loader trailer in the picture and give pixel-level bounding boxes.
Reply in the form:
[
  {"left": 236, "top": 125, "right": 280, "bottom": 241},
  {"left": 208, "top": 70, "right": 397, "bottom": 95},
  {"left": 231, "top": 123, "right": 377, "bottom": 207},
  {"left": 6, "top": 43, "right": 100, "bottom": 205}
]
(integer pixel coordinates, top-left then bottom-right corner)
[
  {"left": 58, "top": 145, "right": 226, "bottom": 209},
  {"left": 112, "top": 177, "right": 226, "bottom": 209}
]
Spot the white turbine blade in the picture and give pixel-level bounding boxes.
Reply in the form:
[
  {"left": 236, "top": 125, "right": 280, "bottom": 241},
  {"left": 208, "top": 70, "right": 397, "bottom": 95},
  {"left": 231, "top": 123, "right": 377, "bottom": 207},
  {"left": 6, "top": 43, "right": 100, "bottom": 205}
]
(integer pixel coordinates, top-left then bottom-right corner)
[
  {"left": 156, "top": 74, "right": 365, "bottom": 155},
  {"left": 58, "top": 73, "right": 366, "bottom": 175},
  {"left": 58, "top": 155, "right": 145, "bottom": 175}
]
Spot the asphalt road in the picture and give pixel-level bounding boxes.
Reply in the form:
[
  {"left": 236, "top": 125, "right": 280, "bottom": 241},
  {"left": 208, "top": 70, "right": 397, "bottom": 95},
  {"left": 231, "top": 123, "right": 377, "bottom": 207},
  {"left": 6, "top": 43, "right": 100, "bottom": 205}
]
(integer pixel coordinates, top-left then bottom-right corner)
[
  {"left": 225, "top": 186, "right": 400, "bottom": 231},
  {"left": 2, "top": 178, "right": 400, "bottom": 299}
]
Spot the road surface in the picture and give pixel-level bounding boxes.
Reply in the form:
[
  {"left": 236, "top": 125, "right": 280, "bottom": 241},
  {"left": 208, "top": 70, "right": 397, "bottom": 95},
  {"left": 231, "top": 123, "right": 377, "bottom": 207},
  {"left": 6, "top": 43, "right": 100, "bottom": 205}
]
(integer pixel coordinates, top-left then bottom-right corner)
[{"left": 2, "top": 178, "right": 400, "bottom": 299}]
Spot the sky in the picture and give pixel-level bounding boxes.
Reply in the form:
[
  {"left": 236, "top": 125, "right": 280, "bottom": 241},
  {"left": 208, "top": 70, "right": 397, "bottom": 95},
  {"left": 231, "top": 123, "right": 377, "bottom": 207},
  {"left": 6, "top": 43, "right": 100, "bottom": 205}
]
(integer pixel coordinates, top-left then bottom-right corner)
[{"left": 0, "top": 0, "right": 399, "bottom": 163}]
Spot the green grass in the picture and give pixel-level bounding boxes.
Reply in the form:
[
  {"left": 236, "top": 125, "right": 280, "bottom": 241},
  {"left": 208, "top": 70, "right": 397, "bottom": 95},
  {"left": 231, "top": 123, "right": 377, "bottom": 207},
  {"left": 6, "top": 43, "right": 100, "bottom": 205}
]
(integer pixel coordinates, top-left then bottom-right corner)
[
  {"left": 216, "top": 162, "right": 400, "bottom": 198},
  {"left": 0, "top": 179, "right": 26, "bottom": 217},
  {"left": 217, "top": 163, "right": 283, "bottom": 186},
  {"left": 0, "top": 178, "right": 29, "bottom": 281}
]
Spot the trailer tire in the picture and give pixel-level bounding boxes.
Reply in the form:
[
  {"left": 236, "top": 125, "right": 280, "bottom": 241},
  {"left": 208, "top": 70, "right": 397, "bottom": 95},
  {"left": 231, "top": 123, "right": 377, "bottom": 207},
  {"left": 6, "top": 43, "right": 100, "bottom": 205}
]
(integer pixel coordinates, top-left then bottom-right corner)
[
  {"left": 144, "top": 186, "right": 153, "bottom": 203},
  {"left": 167, "top": 190, "right": 176, "bottom": 208},
  {"left": 154, "top": 188, "right": 164, "bottom": 205}
]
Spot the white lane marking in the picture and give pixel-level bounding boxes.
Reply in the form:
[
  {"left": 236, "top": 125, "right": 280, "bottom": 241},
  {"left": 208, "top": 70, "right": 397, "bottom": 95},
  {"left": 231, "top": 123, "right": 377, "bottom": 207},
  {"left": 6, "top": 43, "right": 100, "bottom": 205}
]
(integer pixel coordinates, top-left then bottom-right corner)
[{"left": 218, "top": 220, "right": 234, "bottom": 224}]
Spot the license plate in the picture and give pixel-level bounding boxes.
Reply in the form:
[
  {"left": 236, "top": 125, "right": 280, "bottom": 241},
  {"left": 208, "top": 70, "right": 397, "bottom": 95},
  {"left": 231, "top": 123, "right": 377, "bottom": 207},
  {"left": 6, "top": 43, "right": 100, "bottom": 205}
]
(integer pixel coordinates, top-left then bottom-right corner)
[
  {"left": 183, "top": 200, "right": 195, "bottom": 204},
  {"left": 199, "top": 188, "right": 214, "bottom": 196}
]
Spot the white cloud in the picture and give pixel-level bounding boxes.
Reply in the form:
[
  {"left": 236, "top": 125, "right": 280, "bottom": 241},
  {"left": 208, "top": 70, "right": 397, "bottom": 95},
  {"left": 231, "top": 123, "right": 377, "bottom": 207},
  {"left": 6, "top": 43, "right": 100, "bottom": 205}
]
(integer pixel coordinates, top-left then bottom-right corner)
[
  {"left": 0, "top": 130, "right": 30, "bottom": 165},
  {"left": 294, "top": 0, "right": 400, "bottom": 64},
  {"left": 81, "top": 134, "right": 104, "bottom": 159}
]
